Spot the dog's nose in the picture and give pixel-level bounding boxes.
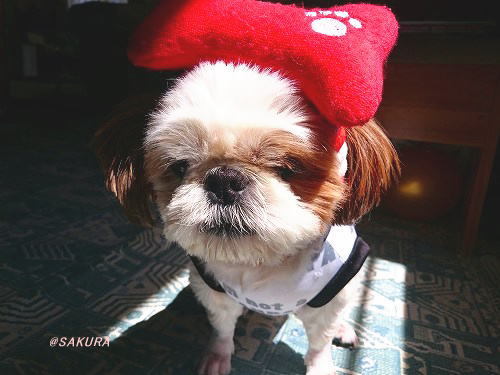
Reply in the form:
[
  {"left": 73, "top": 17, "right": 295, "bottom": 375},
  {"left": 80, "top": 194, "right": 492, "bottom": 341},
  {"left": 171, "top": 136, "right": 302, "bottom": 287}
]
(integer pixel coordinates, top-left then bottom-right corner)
[{"left": 204, "top": 166, "right": 250, "bottom": 205}]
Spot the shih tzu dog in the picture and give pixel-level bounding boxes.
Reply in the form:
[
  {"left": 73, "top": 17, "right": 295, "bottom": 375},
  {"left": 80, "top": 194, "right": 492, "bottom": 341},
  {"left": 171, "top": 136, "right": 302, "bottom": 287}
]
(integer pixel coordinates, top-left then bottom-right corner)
[{"left": 93, "top": 61, "right": 399, "bottom": 375}]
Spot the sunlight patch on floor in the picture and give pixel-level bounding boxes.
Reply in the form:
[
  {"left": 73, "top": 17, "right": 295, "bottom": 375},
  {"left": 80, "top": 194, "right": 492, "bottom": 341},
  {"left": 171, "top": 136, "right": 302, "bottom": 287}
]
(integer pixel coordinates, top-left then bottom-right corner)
[
  {"left": 103, "top": 267, "right": 190, "bottom": 340},
  {"left": 338, "top": 255, "right": 408, "bottom": 373}
]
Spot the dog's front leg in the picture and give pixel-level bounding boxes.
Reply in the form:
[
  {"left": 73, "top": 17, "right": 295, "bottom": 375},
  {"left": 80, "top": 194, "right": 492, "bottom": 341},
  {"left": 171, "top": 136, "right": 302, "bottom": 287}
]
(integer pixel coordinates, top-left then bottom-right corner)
[
  {"left": 295, "top": 285, "right": 358, "bottom": 375},
  {"left": 189, "top": 264, "right": 244, "bottom": 375}
]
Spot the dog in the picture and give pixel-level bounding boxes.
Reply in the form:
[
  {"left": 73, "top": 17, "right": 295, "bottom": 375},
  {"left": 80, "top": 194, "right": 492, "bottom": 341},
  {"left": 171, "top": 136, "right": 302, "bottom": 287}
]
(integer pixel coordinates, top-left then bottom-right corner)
[{"left": 93, "top": 61, "right": 399, "bottom": 375}]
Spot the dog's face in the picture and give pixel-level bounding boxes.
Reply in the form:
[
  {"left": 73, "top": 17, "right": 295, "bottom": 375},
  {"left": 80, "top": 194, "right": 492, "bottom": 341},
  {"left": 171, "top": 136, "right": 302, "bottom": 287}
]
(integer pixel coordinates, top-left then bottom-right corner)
[
  {"left": 94, "top": 61, "right": 398, "bottom": 267},
  {"left": 144, "top": 62, "right": 346, "bottom": 266}
]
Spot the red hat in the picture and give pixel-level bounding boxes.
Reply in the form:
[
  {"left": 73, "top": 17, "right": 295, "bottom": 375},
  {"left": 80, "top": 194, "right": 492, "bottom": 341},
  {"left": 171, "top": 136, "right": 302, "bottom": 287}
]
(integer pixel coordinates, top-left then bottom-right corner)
[{"left": 128, "top": 0, "right": 398, "bottom": 149}]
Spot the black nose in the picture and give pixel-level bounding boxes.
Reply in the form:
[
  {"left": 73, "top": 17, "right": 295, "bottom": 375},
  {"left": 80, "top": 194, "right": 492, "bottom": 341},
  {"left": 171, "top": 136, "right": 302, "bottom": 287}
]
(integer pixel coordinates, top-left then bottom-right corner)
[{"left": 204, "top": 167, "right": 250, "bottom": 205}]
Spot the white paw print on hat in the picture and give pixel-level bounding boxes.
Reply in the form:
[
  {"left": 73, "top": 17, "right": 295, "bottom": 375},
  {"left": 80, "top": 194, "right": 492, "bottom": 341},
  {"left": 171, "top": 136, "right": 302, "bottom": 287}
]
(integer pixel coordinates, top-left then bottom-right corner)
[{"left": 305, "top": 10, "right": 362, "bottom": 37}]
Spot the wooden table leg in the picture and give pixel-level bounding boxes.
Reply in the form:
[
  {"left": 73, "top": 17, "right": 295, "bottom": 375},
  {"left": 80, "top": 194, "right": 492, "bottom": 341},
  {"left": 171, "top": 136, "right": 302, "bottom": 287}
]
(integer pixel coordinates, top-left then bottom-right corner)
[{"left": 462, "top": 136, "right": 499, "bottom": 256}]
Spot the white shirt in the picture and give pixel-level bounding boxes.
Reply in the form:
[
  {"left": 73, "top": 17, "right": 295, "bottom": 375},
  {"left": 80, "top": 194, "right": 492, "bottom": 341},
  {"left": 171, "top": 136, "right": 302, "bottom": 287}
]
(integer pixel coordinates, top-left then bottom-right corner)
[{"left": 208, "top": 225, "right": 358, "bottom": 315}]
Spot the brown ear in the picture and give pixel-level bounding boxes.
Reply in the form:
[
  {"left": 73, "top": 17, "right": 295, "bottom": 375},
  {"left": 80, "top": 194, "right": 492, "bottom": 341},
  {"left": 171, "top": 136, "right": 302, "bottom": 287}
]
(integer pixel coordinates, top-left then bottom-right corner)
[
  {"left": 91, "top": 94, "right": 159, "bottom": 227},
  {"left": 334, "top": 119, "right": 400, "bottom": 225}
]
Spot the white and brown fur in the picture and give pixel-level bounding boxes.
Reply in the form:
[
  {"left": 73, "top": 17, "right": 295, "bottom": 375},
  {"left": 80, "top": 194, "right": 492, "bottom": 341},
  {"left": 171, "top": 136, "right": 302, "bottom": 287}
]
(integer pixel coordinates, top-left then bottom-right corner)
[{"left": 93, "top": 62, "right": 399, "bottom": 375}]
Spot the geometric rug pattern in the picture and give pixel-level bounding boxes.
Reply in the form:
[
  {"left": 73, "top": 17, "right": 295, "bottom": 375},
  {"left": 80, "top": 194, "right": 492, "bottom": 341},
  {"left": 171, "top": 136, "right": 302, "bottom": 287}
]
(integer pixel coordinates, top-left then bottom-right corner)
[{"left": 0, "top": 116, "right": 498, "bottom": 374}]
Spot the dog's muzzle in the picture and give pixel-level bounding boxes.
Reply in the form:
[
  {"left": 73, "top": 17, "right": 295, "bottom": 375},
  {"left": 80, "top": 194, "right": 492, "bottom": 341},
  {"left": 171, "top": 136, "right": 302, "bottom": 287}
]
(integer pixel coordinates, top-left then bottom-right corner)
[
  {"left": 204, "top": 166, "right": 249, "bottom": 205},
  {"left": 200, "top": 166, "right": 255, "bottom": 237}
]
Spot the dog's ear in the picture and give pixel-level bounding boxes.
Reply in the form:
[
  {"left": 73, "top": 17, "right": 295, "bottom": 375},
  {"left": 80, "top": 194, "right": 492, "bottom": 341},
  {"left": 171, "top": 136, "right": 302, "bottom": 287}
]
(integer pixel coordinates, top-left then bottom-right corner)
[
  {"left": 334, "top": 119, "right": 400, "bottom": 225},
  {"left": 92, "top": 94, "right": 159, "bottom": 227}
]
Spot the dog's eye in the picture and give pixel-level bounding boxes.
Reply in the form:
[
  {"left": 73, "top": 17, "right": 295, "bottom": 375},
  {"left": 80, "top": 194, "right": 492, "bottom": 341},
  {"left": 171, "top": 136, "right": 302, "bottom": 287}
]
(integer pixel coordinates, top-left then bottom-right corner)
[
  {"left": 275, "top": 158, "right": 303, "bottom": 180},
  {"left": 276, "top": 166, "right": 295, "bottom": 180},
  {"left": 170, "top": 160, "right": 189, "bottom": 178}
]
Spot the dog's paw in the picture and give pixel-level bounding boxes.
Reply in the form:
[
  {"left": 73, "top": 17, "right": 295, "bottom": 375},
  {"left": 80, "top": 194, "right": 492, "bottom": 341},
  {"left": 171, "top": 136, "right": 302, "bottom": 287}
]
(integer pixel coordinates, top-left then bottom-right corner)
[
  {"left": 198, "top": 337, "right": 233, "bottom": 375},
  {"left": 198, "top": 351, "right": 232, "bottom": 375},
  {"left": 306, "top": 364, "right": 336, "bottom": 375},
  {"left": 306, "top": 367, "right": 336, "bottom": 375},
  {"left": 331, "top": 322, "right": 358, "bottom": 349},
  {"left": 305, "top": 347, "right": 336, "bottom": 375}
]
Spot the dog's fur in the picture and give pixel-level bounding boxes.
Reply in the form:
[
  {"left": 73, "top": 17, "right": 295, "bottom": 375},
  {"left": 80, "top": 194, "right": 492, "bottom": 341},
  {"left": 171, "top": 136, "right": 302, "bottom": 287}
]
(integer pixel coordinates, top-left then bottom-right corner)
[{"left": 93, "top": 62, "right": 399, "bottom": 375}]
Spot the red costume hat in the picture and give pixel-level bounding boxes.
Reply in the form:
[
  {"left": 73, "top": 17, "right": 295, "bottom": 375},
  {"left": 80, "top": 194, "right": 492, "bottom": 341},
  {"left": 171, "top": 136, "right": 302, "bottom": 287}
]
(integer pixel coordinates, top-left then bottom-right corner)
[{"left": 128, "top": 0, "right": 398, "bottom": 150}]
